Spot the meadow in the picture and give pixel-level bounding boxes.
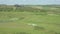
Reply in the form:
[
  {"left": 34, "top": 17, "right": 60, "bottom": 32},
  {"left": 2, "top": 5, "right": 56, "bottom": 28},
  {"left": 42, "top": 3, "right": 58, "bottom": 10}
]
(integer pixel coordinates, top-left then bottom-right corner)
[{"left": 0, "top": 5, "right": 60, "bottom": 34}]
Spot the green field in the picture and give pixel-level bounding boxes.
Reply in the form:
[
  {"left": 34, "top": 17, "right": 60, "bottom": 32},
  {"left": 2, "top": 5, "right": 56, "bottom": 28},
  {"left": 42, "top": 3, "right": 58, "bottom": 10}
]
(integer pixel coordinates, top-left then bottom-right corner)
[{"left": 0, "top": 5, "right": 60, "bottom": 34}]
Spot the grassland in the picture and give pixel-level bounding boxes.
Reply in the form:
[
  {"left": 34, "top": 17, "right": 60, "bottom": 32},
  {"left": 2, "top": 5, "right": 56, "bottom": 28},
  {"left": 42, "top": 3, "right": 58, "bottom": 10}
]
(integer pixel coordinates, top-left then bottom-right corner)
[{"left": 0, "top": 5, "right": 60, "bottom": 34}]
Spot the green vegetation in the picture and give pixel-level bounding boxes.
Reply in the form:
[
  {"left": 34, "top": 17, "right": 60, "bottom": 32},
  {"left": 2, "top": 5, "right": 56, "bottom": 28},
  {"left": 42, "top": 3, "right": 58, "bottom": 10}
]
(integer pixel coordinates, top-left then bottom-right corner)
[{"left": 0, "top": 5, "right": 60, "bottom": 34}]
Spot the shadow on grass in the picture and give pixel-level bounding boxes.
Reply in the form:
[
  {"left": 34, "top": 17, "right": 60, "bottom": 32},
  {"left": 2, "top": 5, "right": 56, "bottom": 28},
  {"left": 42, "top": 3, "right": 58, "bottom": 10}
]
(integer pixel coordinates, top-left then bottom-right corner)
[{"left": 14, "top": 32, "right": 31, "bottom": 34}]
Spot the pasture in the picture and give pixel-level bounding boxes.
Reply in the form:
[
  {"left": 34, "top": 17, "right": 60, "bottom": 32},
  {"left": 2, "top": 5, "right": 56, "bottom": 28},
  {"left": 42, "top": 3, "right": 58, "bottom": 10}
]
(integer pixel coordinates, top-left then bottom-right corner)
[{"left": 0, "top": 5, "right": 60, "bottom": 34}]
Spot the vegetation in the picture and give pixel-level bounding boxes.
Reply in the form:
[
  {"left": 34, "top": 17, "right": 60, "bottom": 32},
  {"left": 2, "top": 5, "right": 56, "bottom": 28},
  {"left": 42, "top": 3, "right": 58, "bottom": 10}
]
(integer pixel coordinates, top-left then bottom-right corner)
[{"left": 0, "top": 5, "right": 60, "bottom": 34}]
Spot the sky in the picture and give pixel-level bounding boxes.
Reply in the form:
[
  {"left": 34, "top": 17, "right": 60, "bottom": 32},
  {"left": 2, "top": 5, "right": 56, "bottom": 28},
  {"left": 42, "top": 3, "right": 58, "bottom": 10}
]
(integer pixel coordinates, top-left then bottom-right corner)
[{"left": 0, "top": 0, "right": 60, "bottom": 5}]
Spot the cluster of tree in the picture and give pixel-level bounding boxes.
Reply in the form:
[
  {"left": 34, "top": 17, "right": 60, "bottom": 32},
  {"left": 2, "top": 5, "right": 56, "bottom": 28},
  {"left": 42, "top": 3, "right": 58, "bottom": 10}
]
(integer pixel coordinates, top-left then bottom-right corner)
[
  {"left": 0, "top": 4, "right": 60, "bottom": 14},
  {"left": 0, "top": 5, "right": 13, "bottom": 11}
]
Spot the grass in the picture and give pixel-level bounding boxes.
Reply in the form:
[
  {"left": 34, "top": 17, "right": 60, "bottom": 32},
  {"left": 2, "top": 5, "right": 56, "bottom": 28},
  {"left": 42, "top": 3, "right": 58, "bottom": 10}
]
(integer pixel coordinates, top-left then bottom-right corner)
[
  {"left": 0, "top": 5, "right": 60, "bottom": 34},
  {"left": 0, "top": 12, "right": 60, "bottom": 34}
]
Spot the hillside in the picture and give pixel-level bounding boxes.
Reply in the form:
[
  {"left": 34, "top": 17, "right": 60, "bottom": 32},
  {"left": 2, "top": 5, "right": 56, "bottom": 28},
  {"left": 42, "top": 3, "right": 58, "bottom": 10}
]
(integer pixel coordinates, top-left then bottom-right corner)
[{"left": 0, "top": 5, "right": 60, "bottom": 34}]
